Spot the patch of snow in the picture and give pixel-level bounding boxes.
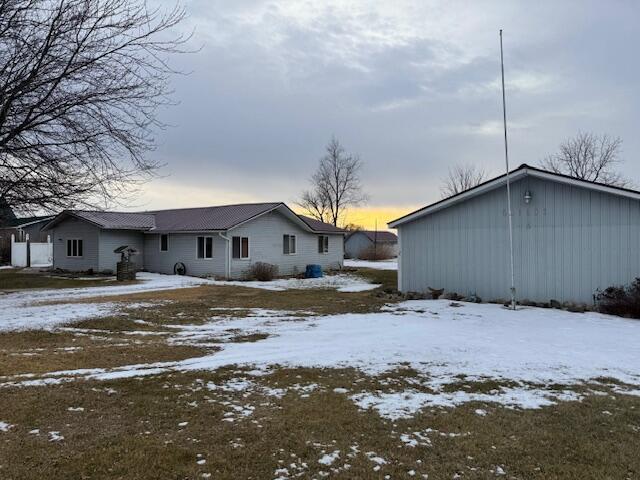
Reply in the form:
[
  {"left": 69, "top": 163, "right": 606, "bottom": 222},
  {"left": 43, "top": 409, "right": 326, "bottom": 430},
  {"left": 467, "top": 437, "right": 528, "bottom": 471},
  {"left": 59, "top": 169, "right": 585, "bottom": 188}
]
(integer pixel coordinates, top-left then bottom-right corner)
[
  {"left": 344, "top": 259, "right": 397, "bottom": 270},
  {"left": 318, "top": 450, "right": 340, "bottom": 466},
  {"left": 475, "top": 408, "right": 488, "bottom": 417},
  {"left": 6, "top": 300, "right": 640, "bottom": 419},
  {"left": 333, "top": 387, "right": 348, "bottom": 394},
  {"left": 48, "top": 431, "right": 64, "bottom": 442},
  {"left": 0, "top": 421, "right": 14, "bottom": 432},
  {"left": 67, "top": 407, "right": 84, "bottom": 412},
  {"left": 0, "top": 273, "right": 209, "bottom": 332},
  {"left": 209, "top": 273, "right": 378, "bottom": 292},
  {"left": 351, "top": 388, "right": 583, "bottom": 420}
]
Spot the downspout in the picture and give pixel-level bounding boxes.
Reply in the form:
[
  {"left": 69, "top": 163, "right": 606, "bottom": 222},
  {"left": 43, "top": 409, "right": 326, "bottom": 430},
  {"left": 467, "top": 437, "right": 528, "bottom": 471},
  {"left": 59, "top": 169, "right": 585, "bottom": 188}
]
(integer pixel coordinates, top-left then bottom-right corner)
[{"left": 218, "top": 232, "right": 231, "bottom": 279}]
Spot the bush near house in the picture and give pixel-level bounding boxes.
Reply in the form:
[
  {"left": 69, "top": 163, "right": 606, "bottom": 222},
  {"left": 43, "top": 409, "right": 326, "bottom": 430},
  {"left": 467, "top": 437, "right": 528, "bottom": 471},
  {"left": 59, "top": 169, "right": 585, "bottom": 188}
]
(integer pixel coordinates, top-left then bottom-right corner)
[
  {"left": 596, "top": 278, "right": 640, "bottom": 318},
  {"left": 247, "top": 262, "right": 278, "bottom": 282},
  {"left": 359, "top": 244, "right": 394, "bottom": 261}
]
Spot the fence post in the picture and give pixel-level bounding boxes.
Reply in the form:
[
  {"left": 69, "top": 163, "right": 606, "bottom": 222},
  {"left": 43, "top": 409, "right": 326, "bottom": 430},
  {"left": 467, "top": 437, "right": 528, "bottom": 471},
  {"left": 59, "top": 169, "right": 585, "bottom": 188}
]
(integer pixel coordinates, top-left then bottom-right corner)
[{"left": 26, "top": 233, "right": 31, "bottom": 268}]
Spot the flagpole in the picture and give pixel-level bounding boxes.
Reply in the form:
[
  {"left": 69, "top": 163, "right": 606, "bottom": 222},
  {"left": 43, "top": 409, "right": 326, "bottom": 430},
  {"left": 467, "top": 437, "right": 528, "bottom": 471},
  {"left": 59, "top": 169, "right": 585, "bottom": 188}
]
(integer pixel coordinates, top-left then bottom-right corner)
[{"left": 500, "top": 29, "right": 516, "bottom": 310}]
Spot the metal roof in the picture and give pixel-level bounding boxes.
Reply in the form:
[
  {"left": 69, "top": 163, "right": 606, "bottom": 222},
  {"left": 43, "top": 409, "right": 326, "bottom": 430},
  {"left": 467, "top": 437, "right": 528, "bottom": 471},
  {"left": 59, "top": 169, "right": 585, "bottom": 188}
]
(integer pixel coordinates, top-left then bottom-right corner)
[
  {"left": 70, "top": 211, "right": 156, "bottom": 230},
  {"left": 297, "top": 215, "right": 346, "bottom": 234},
  {"left": 389, "top": 164, "right": 640, "bottom": 228},
  {"left": 43, "top": 203, "right": 345, "bottom": 234},
  {"left": 348, "top": 230, "right": 397, "bottom": 243},
  {"left": 150, "top": 203, "right": 282, "bottom": 232},
  {"left": 1, "top": 215, "right": 54, "bottom": 228}
]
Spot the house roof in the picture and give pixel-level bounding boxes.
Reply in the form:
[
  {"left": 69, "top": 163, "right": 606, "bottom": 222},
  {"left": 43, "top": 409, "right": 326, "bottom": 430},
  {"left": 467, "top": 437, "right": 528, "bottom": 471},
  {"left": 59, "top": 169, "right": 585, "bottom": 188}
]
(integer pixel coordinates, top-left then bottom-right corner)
[
  {"left": 389, "top": 164, "right": 640, "bottom": 228},
  {"left": 49, "top": 210, "right": 157, "bottom": 230},
  {"left": 347, "top": 230, "right": 397, "bottom": 243},
  {"left": 1, "top": 215, "right": 54, "bottom": 228},
  {"left": 297, "top": 215, "right": 346, "bottom": 234},
  {"left": 150, "top": 203, "right": 283, "bottom": 232},
  {"left": 43, "top": 203, "right": 346, "bottom": 234}
]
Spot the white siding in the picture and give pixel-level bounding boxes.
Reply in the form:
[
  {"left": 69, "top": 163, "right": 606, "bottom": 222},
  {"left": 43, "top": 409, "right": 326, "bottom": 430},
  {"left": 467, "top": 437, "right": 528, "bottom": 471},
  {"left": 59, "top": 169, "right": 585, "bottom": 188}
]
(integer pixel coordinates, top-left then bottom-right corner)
[
  {"left": 99, "top": 230, "right": 145, "bottom": 273},
  {"left": 398, "top": 176, "right": 640, "bottom": 304},
  {"left": 50, "top": 217, "right": 100, "bottom": 271},
  {"left": 228, "top": 210, "right": 343, "bottom": 278},
  {"left": 143, "top": 233, "right": 227, "bottom": 277}
]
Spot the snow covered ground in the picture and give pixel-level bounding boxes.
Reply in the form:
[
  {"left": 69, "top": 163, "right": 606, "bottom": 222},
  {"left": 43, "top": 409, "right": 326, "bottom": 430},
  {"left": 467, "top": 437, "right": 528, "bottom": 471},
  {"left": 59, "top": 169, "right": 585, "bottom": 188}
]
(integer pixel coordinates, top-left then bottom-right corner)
[
  {"left": 210, "top": 273, "right": 379, "bottom": 292},
  {"left": 0, "top": 272, "right": 378, "bottom": 332},
  {"left": 0, "top": 272, "right": 212, "bottom": 332},
  {"left": 7, "top": 300, "right": 640, "bottom": 417},
  {"left": 344, "top": 259, "right": 397, "bottom": 270}
]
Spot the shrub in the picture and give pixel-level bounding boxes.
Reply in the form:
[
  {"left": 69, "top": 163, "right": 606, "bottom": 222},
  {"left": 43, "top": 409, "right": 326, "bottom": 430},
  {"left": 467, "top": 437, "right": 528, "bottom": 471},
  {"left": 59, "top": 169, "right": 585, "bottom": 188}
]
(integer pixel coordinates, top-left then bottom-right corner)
[
  {"left": 247, "top": 262, "right": 278, "bottom": 281},
  {"left": 596, "top": 278, "right": 640, "bottom": 318},
  {"left": 359, "top": 243, "right": 394, "bottom": 261}
]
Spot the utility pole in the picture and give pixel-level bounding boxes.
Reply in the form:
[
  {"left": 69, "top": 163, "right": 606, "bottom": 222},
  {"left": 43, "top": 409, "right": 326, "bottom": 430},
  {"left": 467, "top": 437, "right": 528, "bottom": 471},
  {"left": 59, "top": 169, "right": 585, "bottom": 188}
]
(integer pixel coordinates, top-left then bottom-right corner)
[{"left": 500, "top": 29, "right": 517, "bottom": 310}]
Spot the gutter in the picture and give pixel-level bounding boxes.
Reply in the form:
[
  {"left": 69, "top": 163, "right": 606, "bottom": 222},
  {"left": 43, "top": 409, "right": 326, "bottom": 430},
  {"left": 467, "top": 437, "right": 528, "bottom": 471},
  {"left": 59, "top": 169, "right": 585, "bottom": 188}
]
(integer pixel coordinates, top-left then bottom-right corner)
[{"left": 218, "top": 232, "right": 231, "bottom": 279}]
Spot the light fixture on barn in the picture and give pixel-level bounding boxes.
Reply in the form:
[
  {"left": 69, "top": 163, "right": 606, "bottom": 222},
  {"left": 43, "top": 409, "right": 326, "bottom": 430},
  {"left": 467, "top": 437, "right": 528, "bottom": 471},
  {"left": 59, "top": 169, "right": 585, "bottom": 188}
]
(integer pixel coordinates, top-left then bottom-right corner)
[
  {"left": 524, "top": 190, "right": 532, "bottom": 204},
  {"left": 500, "top": 29, "right": 517, "bottom": 311}
]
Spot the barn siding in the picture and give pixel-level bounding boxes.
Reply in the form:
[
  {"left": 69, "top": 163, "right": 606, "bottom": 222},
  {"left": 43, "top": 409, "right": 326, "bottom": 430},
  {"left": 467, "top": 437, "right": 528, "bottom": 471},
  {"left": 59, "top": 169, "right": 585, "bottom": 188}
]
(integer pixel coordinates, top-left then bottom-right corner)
[
  {"left": 344, "top": 233, "right": 372, "bottom": 258},
  {"left": 397, "top": 176, "right": 640, "bottom": 304}
]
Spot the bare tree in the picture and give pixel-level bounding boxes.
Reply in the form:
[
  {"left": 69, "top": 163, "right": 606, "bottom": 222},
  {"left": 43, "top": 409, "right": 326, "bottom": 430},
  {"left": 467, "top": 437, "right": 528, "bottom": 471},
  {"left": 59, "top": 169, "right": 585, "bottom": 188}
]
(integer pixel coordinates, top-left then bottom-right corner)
[
  {"left": 299, "top": 137, "right": 367, "bottom": 226},
  {"left": 440, "top": 164, "right": 486, "bottom": 198},
  {"left": 0, "top": 0, "right": 189, "bottom": 214},
  {"left": 540, "top": 132, "right": 629, "bottom": 187}
]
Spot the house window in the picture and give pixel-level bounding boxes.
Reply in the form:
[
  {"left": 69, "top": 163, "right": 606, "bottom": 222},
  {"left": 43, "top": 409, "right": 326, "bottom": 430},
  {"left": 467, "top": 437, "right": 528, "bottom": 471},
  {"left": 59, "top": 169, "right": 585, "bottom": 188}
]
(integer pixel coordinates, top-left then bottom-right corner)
[
  {"left": 197, "top": 236, "right": 213, "bottom": 259},
  {"left": 283, "top": 234, "right": 297, "bottom": 255},
  {"left": 160, "top": 234, "right": 168, "bottom": 252},
  {"left": 66, "top": 239, "right": 83, "bottom": 257},
  {"left": 232, "top": 236, "right": 249, "bottom": 259},
  {"left": 318, "top": 235, "right": 329, "bottom": 254}
]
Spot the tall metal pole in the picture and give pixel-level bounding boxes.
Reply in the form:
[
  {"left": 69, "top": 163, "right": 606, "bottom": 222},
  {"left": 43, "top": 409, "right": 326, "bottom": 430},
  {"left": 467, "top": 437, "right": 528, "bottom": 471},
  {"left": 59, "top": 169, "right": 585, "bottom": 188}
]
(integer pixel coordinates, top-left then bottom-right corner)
[{"left": 500, "top": 29, "right": 517, "bottom": 310}]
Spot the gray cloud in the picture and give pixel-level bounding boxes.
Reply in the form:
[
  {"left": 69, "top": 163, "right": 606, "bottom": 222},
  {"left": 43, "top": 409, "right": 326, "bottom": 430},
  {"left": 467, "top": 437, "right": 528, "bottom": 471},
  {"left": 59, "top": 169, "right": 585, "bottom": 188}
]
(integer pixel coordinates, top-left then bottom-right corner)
[{"left": 141, "top": 0, "right": 640, "bottom": 210}]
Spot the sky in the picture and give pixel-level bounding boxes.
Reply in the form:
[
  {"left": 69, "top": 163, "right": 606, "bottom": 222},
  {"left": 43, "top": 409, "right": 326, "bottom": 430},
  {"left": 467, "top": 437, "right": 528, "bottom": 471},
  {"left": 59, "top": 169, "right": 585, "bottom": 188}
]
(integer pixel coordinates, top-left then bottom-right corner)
[{"left": 135, "top": 0, "right": 640, "bottom": 229}]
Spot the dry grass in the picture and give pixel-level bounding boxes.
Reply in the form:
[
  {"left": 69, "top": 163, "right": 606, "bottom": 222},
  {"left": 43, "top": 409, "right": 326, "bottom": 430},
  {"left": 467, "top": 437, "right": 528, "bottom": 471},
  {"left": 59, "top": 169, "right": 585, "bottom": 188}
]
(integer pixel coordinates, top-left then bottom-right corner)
[
  {"left": 0, "top": 269, "right": 131, "bottom": 291},
  {"left": 0, "top": 327, "right": 208, "bottom": 376},
  {"left": 1, "top": 270, "right": 639, "bottom": 478},
  {"left": 0, "top": 368, "right": 638, "bottom": 479}
]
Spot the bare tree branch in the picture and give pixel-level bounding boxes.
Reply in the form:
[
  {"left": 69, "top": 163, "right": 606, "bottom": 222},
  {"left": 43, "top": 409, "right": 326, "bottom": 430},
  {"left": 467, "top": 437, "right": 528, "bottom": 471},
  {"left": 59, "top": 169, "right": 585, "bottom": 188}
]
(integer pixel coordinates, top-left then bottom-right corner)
[
  {"left": 298, "top": 137, "right": 368, "bottom": 226},
  {"left": 0, "top": 0, "right": 190, "bottom": 214},
  {"left": 540, "top": 132, "right": 630, "bottom": 187},
  {"left": 440, "top": 164, "right": 486, "bottom": 198}
]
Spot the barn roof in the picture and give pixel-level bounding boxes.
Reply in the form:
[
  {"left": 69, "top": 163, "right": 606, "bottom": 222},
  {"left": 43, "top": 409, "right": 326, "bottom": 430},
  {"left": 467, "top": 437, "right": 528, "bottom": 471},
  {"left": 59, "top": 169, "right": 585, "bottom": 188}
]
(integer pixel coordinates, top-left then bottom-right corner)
[
  {"left": 389, "top": 164, "right": 640, "bottom": 228},
  {"left": 347, "top": 230, "right": 397, "bottom": 243}
]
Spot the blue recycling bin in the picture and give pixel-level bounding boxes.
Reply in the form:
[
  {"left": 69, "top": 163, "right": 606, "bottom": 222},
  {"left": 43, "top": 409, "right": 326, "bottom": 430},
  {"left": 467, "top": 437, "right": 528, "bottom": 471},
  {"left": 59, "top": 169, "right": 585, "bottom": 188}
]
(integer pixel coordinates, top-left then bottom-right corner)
[{"left": 305, "top": 264, "right": 323, "bottom": 278}]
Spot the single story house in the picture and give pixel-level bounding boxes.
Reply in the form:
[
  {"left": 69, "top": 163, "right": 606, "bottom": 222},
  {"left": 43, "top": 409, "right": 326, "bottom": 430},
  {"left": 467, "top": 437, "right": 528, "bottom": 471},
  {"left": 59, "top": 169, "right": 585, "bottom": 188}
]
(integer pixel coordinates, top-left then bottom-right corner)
[
  {"left": 42, "top": 202, "right": 345, "bottom": 278},
  {"left": 344, "top": 230, "right": 398, "bottom": 258},
  {"left": 389, "top": 164, "right": 640, "bottom": 304}
]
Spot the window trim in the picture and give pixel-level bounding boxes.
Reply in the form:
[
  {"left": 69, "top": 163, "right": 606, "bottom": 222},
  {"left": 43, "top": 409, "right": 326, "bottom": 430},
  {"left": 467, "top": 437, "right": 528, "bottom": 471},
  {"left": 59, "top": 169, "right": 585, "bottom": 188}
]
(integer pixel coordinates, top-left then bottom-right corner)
[
  {"left": 196, "top": 235, "right": 214, "bottom": 260},
  {"left": 318, "top": 235, "right": 329, "bottom": 254},
  {"left": 283, "top": 234, "right": 297, "bottom": 255},
  {"left": 159, "top": 234, "right": 169, "bottom": 252},
  {"left": 232, "top": 236, "right": 250, "bottom": 260},
  {"left": 66, "top": 238, "right": 84, "bottom": 258}
]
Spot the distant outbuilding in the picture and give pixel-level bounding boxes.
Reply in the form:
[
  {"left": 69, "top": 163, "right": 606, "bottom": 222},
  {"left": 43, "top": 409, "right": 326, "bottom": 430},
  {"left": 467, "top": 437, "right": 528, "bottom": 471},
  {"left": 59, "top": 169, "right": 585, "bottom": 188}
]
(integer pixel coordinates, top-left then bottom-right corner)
[
  {"left": 389, "top": 164, "right": 640, "bottom": 304},
  {"left": 345, "top": 230, "right": 398, "bottom": 259}
]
